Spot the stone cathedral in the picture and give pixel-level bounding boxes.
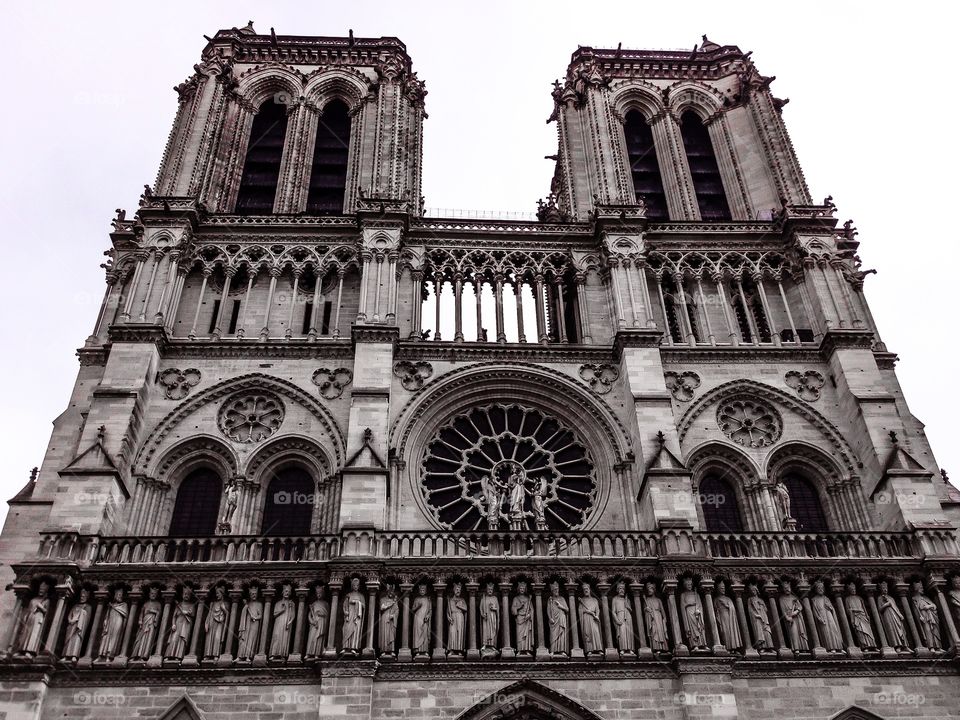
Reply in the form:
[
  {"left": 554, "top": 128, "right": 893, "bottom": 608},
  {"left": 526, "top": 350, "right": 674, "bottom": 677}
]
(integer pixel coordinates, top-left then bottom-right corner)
[{"left": 2, "top": 23, "right": 959, "bottom": 720}]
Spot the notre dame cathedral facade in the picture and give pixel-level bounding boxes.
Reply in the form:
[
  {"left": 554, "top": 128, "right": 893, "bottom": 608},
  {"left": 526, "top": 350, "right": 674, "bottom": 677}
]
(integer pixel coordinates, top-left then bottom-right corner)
[{"left": 1, "top": 23, "right": 958, "bottom": 720}]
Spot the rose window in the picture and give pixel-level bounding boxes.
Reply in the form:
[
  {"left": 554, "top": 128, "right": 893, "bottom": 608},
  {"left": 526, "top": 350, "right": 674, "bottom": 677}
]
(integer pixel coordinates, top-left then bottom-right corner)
[
  {"left": 421, "top": 404, "right": 596, "bottom": 531},
  {"left": 218, "top": 392, "right": 285, "bottom": 443},
  {"left": 716, "top": 397, "right": 782, "bottom": 448}
]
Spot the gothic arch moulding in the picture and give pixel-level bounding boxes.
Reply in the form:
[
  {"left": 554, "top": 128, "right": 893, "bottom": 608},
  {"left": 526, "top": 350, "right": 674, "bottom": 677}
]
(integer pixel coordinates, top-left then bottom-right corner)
[
  {"left": 766, "top": 440, "right": 846, "bottom": 488},
  {"left": 302, "top": 67, "right": 371, "bottom": 111},
  {"left": 664, "top": 80, "right": 726, "bottom": 122},
  {"left": 610, "top": 79, "right": 667, "bottom": 123},
  {"left": 245, "top": 433, "right": 333, "bottom": 485},
  {"left": 390, "top": 362, "right": 635, "bottom": 531},
  {"left": 456, "top": 679, "right": 604, "bottom": 720},
  {"left": 235, "top": 64, "right": 304, "bottom": 109},
  {"left": 153, "top": 435, "right": 239, "bottom": 489}
]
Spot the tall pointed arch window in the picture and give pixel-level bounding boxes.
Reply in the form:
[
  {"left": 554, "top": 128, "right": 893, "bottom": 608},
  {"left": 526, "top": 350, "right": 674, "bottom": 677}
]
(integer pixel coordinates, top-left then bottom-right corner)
[
  {"left": 698, "top": 474, "right": 743, "bottom": 532},
  {"left": 260, "top": 467, "right": 314, "bottom": 536},
  {"left": 623, "top": 110, "right": 668, "bottom": 219},
  {"left": 235, "top": 99, "right": 290, "bottom": 214},
  {"left": 784, "top": 472, "right": 828, "bottom": 532},
  {"left": 306, "top": 99, "right": 351, "bottom": 215},
  {"left": 168, "top": 468, "right": 221, "bottom": 537},
  {"left": 679, "top": 110, "right": 730, "bottom": 221}
]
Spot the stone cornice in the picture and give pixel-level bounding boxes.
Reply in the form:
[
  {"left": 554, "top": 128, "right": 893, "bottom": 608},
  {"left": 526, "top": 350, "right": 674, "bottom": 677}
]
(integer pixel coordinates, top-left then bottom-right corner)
[
  {"left": 107, "top": 324, "right": 169, "bottom": 350},
  {"left": 818, "top": 329, "right": 876, "bottom": 358},
  {"left": 660, "top": 346, "right": 822, "bottom": 364},
  {"left": 352, "top": 324, "right": 401, "bottom": 345},
  {"left": 396, "top": 341, "right": 614, "bottom": 364},
  {"left": 164, "top": 339, "right": 354, "bottom": 360},
  {"left": 76, "top": 347, "right": 108, "bottom": 366},
  {"left": 612, "top": 329, "right": 665, "bottom": 359}
]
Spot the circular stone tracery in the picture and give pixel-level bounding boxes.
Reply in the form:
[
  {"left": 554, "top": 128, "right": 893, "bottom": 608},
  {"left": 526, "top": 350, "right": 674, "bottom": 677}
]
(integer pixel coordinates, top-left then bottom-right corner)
[
  {"left": 421, "top": 403, "right": 596, "bottom": 531},
  {"left": 716, "top": 397, "right": 782, "bottom": 448},
  {"left": 217, "top": 392, "right": 285, "bottom": 443}
]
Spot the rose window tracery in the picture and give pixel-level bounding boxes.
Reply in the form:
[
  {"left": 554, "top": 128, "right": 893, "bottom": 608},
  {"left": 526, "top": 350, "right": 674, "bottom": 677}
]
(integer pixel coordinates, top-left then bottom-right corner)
[
  {"left": 421, "top": 404, "right": 596, "bottom": 531},
  {"left": 217, "top": 392, "right": 285, "bottom": 443},
  {"left": 716, "top": 397, "right": 782, "bottom": 448}
]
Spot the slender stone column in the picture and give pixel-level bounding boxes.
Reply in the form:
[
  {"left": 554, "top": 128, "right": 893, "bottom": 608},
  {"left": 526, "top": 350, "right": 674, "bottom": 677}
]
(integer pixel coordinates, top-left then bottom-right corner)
[
  {"left": 798, "top": 582, "right": 823, "bottom": 656},
  {"left": 664, "top": 581, "right": 688, "bottom": 656},
  {"left": 254, "top": 588, "right": 273, "bottom": 665},
  {"left": 42, "top": 587, "right": 70, "bottom": 657},
  {"left": 79, "top": 591, "right": 107, "bottom": 667},
  {"left": 654, "top": 272, "right": 672, "bottom": 344},
  {"left": 284, "top": 268, "right": 301, "bottom": 339},
  {"left": 120, "top": 251, "right": 148, "bottom": 322},
  {"left": 3, "top": 592, "right": 24, "bottom": 655},
  {"left": 831, "top": 581, "right": 857, "bottom": 657},
  {"left": 149, "top": 592, "right": 173, "bottom": 666},
  {"left": 433, "top": 273, "right": 443, "bottom": 341},
  {"left": 499, "top": 583, "right": 515, "bottom": 658},
  {"left": 636, "top": 260, "right": 655, "bottom": 328},
  {"left": 494, "top": 275, "right": 506, "bottom": 343},
  {"left": 514, "top": 281, "right": 526, "bottom": 342},
  {"left": 236, "top": 267, "right": 256, "bottom": 339},
  {"left": 764, "top": 585, "right": 790, "bottom": 659},
  {"left": 223, "top": 589, "right": 241, "bottom": 664},
  {"left": 533, "top": 582, "right": 548, "bottom": 659},
  {"left": 118, "top": 590, "right": 140, "bottom": 663},
  {"left": 865, "top": 585, "right": 895, "bottom": 657},
  {"left": 453, "top": 274, "right": 464, "bottom": 342},
  {"left": 386, "top": 251, "right": 400, "bottom": 323},
  {"left": 356, "top": 252, "right": 372, "bottom": 323},
  {"left": 332, "top": 269, "right": 345, "bottom": 338},
  {"left": 777, "top": 276, "right": 801, "bottom": 345},
  {"left": 289, "top": 585, "right": 308, "bottom": 663},
  {"left": 432, "top": 582, "right": 446, "bottom": 661},
  {"left": 755, "top": 274, "right": 781, "bottom": 345},
  {"left": 212, "top": 267, "right": 235, "bottom": 340},
  {"left": 732, "top": 583, "right": 757, "bottom": 658},
  {"left": 735, "top": 275, "right": 760, "bottom": 343},
  {"left": 630, "top": 583, "right": 651, "bottom": 658},
  {"left": 695, "top": 276, "right": 716, "bottom": 344},
  {"left": 677, "top": 274, "right": 698, "bottom": 345},
  {"left": 713, "top": 271, "right": 738, "bottom": 344},
  {"left": 932, "top": 580, "right": 960, "bottom": 651},
  {"left": 138, "top": 251, "right": 163, "bottom": 322},
  {"left": 188, "top": 268, "right": 211, "bottom": 339},
  {"left": 534, "top": 274, "right": 548, "bottom": 343},
  {"left": 363, "top": 582, "right": 378, "bottom": 659},
  {"left": 154, "top": 251, "right": 181, "bottom": 324},
  {"left": 700, "top": 580, "right": 725, "bottom": 655},
  {"left": 566, "top": 583, "right": 583, "bottom": 658},
  {"left": 184, "top": 588, "right": 207, "bottom": 667},
  {"left": 409, "top": 270, "right": 424, "bottom": 339},
  {"left": 598, "top": 583, "right": 618, "bottom": 660},
  {"left": 259, "top": 268, "right": 280, "bottom": 341},
  {"left": 896, "top": 582, "right": 926, "bottom": 654},
  {"left": 608, "top": 260, "right": 626, "bottom": 329},
  {"left": 466, "top": 581, "right": 480, "bottom": 661},
  {"left": 622, "top": 263, "right": 640, "bottom": 328},
  {"left": 553, "top": 279, "right": 568, "bottom": 341},
  {"left": 372, "top": 253, "right": 384, "bottom": 323},
  {"left": 307, "top": 266, "right": 323, "bottom": 340},
  {"left": 574, "top": 272, "right": 592, "bottom": 343},
  {"left": 167, "top": 266, "right": 189, "bottom": 334},
  {"left": 474, "top": 276, "right": 484, "bottom": 341},
  {"left": 322, "top": 582, "right": 341, "bottom": 658},
  {"left": 397, "top": 582, "right": 413, "bottom": 662},
  {"left": 819, "top": 261, "right": 844, "bottom": 327}
]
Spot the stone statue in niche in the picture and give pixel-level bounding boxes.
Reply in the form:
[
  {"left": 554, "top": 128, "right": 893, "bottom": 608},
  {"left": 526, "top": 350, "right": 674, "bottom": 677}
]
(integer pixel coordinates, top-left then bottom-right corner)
[
  {"left": 547, "top": 581, "right": 569, "bottom": 655},
  {"left": 480, "top": 582, "right": 500, "bottom": 656},
  {"left": 948, "top": 576, "right": 960, "bottom": 637},
  {"left": 305, "top": 589, "right": 330, "bottom": 658},
  {"left": 63, "top": 589, "right": 92, "bottom": 660},
  {"left": 578, "top": 583, "right": 603, "bottom": 655},
  {"left": 164, "top": 586, "right": 196, "bottom": 659},
  {"left": 270, "top": 584, "right": 296, "bottom": 658},
  {"left": 844, "top": 583, "right": 876, "bottom": 650},
  {"left": 341, "top": 577, "right": 365, "bottom": 654},
  {"left": 447, "top": 583, "right": 467, "bottom": 656},
  {"left": 811, "top": 581, "right": 843, "bottom": 652},
  {"left": 911, "top": 582, "right": 943, "bottom": 651},
  {"left": 680, "top": 578, "right": 707, "bottom": 650},
  {"left": 478, "top": 475, "right": 505, "bottom": 531},
  {"left": 17, "top": 582, "right": 49, "bottom": 656},
  {"left": 377, "top": 583, "right": 399, "bottom": 657},
  {"left": 512, "top": 580, "right": 534, "bottom": 654},
  {"left": 778, "top": 580, "right": 808, "bottom": 652},
  {"left": 747, "top": 584, "right": 774, "bottom": 651},
  {"left": 877, "top": 581, "right": 909, "bottom": 651},
  {"left": 773, "top": 480, "right": 793, "bottom": 528},
  {"left": 644, "top": 582, "right": 669, "bottom": 652},
  {"left": 713, "top": 580, "right": 741, "bottom": 652},
  {"left": 98, "top": 588, "right": 128, "bottom": 660},
  {"left": 531, "top": 477, "right": 548, "bottom": 531},
  {"left": 236, "top": 585, "right": 263, "bottom": 660},
  {"left": 611, "top": 581, "right": 635, "bottom": 653},
  {"left": 204, "top": 586, "right": 229, "bottom": 659},
  {"left": 131, "top": 586, "right": 162, "bottom": 660},
  {"left": 218, "top": 479, "right": 239, "bottom": 534},
  {"left": 411, "top": 583, "right": 432, "bottom": 656},
  {"left": 506, "top": 465, "right": 527, "bottom": 531}
]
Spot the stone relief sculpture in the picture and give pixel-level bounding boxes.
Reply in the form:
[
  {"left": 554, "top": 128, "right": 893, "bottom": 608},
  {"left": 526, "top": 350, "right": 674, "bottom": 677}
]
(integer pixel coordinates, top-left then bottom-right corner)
[
  {"left": 131, "top": 586, "right": 162, "bottom": 660},
  {"left": 377, "top": 583, "right": 399, "bottom": 657},
  {"left": 611, "top": 581, "right": 634, "bottom": 653},
  {"left": 305, "top": 590, "right": 330, "bottom": 659},
  {"left": 713, "top": 580, "right": 741, "bottom": 651},
  {"left": 447, "top": 583, "right": 467, "bottom": 655},
  {"left": 98, "top": 588, "right": 128, "bottom": 660},
  {"left": 341, "top": 577, "right": 365, "bottom": 654},
  {"left": 203, "top": 586, "right": 228, "bottom": 659},
  {"left": 17, "top": 582, "right": 49, "bottom": 656},
  {"left": 236, "top": 586, "right": 263, "bottom": 660},
  {"left": 911, "top": 582, "right": 943, "bottom": 651},
  {"left": 810, "top": 581, "right": 843, "bottom": 652},
  {"left": 778, "top": 580, "right": 808, "bottom": 652},
  {"left": 411, "top": 583, "right": 432, "bottom": 656},
  {"left": 844, "top": 583, "right": 876, "bottom": 650},
  {"left": 877, "top": 581, "right": 909, "bottom": 651},
  {"left": 746, "top": 584, "right": 774, "bottom": 651},
  {"left": 579, "top": 583, "right": 603, "bottom": 654},
  {"left": 644, "top": 582, "right": 669, "bottom": 652},
  {"left": 62, "top": 589, "right": 92, "bottom": 660},
  {"left": 480, "top": 582, "right": 500, "bottom": 655},
  {"left": 512, "top": 581, "right": 534, "bottom": 654},
  {"left": 269, "top": 584, "right": 296, "bottom": 658},
  {"left": 680, "top": 578, "right": 707, "bottom": 650},
  {"left": 773, "top": 480, "right": 793, "bottom": 529},
  {"left": 547, "top": 582, "right": 569, "bottom": 655},
  {"left": 164, "top": 587, "right": 196, "bottom": 659}
]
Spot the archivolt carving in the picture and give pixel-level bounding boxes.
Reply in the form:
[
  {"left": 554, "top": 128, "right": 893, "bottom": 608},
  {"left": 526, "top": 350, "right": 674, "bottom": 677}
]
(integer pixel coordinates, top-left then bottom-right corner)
[
  {"left": 423, "top": 247, "right": 574, "bottom": 282},
  {"left": 665, "top": 80, "right": 726, "bottom": 122},
  {"left": 767, "top": 441, "right": 847, "bottom": 489},
  {"left": 458, "top": 679, "right": 605, "bottom": 720},
  {"left": 154, "top": 436, "right": 239, "bottom": 484},
  {"left": 235, "top": 63, "right": 303, "bottom": 109},
  {"left": 646, "top": 249, "right": 792, "bottom": 281},
  {"left": 686, "top": 441, "right": 762, "bottom": 489},
  {"left": 245, "top": 434, "right": 333, "bottom": 484},
  {"left": 302, "top": 67, "right": 370, "bottom": 110},
  {"left": 184, "top": 242, "right": 358, "bottom": 276},
  {"left": 610, "top": 79, "right": 667, "bottom": 123}
]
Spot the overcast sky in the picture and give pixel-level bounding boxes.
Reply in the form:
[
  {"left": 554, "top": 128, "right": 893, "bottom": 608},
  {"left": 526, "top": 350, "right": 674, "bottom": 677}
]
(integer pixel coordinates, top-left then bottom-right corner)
[{"left": 1, "top": 1, "right": 956, "bottom": 526}]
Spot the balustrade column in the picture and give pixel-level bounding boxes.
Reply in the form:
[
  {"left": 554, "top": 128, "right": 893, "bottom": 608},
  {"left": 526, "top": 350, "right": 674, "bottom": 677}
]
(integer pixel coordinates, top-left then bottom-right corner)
[
  {"left": 494, "top": 275, "right": 506, "bottom": 343},
  {"left": 712, "top": 272, "right": 739, "bottom": 345},
  {"left": 364, "top": 582, "right": 378, "bottom": 658},
  {"left": 284, "top": 269, "right": 301, "bottom": 339},
  {"left": 307, "top": 266, "right": 323, "bottom": 340},
  {"left": 499, "top": 583, "right": 515, "bottom": 658},
  {"left": 453, "top": 274, "right": 464, "bottom": 342},
  {"left": 933, "top": 580, "right": 960, "bottom": 651},
  {"left": 410, "top": 270, "right": 424, "bottom": 339},
  {"left": 397, "top": 582, "right": 413, "bottom": 662},
  {"left": 777, "top": 277, "right": 801, "bottom": 345},
  {"left": 3, "top": 591, "right": 24, "bottom": 655},
  {"left": 322, "top": 582, "right": 341, "bottom": 659},
  {"left": 184, "top": 588, "right": 207, "bottom": 667},
  {"left": 433, "top": 274, "right": 443, "bottom": 341},
  {"left": 154, "top": 251, "right": 181, "bottom": 324},
  {"left": 700, "top": 580, "right": 724, "bottom": 655},
  {"left": 534, "top": 275, "right": 548, "bottom": 343},
  {"left": 254, "top": 588, "right": 274, "bottom": 665},
  {"left": 597, "top": 583, "right": 618, "bottom": 660},
  {"left": 42, "top": 586, "right": 70, "bottom": 657},
  {"left": 732, "top": 584, "right": 757, "bottom": 658},
  {"left": 574, "top": 273, "right": 592, "bottom": 343},
  {"left": 896, "top": 583, "right": 925, "bottom": 653},
  {"left": 79, "top": 591, "right": 107, "bottom": 667},
  {"left": 695, "top": 277, "right": 716, "bottom": 344},
  {"left": 432, "top": 583, "right": 446, "bottom": 660},
  {"left": 386, "top": 252, "right": 399, "bottom": 323},
  {"left": 553, "top": 279, "right": 568, "bottom": 342},
  {"left": 532, "top": 582, "right": 548, "bottom": 659},
  {"left": 830, "top": 581, "right": 857, "bottom": 656},
  {"left": 754, "top": 275, "right": 781, "bottom": 345},
  {"left": 223, "top": 590, "right": 241, "bottom": 663},
  {"left": 289, "top": 585, "right": 308, "bottom": 663},
  {"left": 120, "top": 252, "right": 148, "bottom": 322},
  {"left": 187, "top": 269, "right": 211, "bottom": 339},
  {"left": 356, "top": 252, "right": 372, "bottom": 323},
  {"left": 138, "top": 251, "right": 163, "bottom": 322},
  {"left": 630, "top": 584, "right": 651, "bottom": 658},
  {"left": 212, "top": 267, "right": 235, "bottom": 340},
  {"left": 372, "top": 253, "right": 384, "bottom": 323},
  {"left": 565, "top": 583, "right": 583, "bottom": 658},
  {"left": 332, "top": 269, "right": 345, "bottom": 339},
  {"left": 608, "top": 260, "right": 626, "bottom": 329},
  {"left": 236, "top": 268, "right": 256, "bottom": 339},
  {"left": 466, "top": 581, "right": 480, "bottom": 661},
  {"left": 735, "top": 275, "right": 760, "bottom": 344},
  {"left": 259, "top": 268, "right": 280, "bottom": 341},
  {"left": 514, "top": 281, "right": 526, "bottom": 342}
]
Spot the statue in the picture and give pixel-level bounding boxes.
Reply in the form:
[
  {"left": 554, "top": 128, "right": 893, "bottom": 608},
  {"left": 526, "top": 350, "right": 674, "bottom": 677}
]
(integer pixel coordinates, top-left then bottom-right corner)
[
  {"left": 713, "top": 581, "right": 742, "bottom": 652},
  {"left": 219, "top": 479, "right": 239, "bottom": 532},
  {"left": 17, "top": 582, "right": 49, "bottom": 655},
  {"left": 747, "top": 584, "right": 774, "bottom": 651},
  {"left": 269, "top": 584, "right": 296, "bottom": 658},
  {"left": 164, "top": 587, "right": 196, "bottom": 659},
  {"left": 236, "top": 585, "right": 263, "bottom": 660},
  {"left": 844, "top": 583, "right": 876, "bottom": 650},
  {"left": 578, "top": 583, "right": 603, "bottom": 654},
  {"left": 680, "top": 578, "right": 707, "bottom": 650},
  {"left": 773, "top": 480, "right": 792, "bottom": 528},
  {"left": 63, "top": 589, "right": 92, "bottom": 660},
  {"left": 98, "top": 588, "right": 129, "bottom": 660},
  {"left": 912, "top": 582, "right": 943, "bottom": 651},
  {"left": 507, "top": 465, "right": 527, "bottom": 531},
  {"left": 447, "top": 583, "right": 467, "bottom": 655},
  {"left": 511, "top": 581, "right": 534, "bottom": 654},
  {"left": 778, "top": 580, "right": 808, "bottom": 652},
  {"left": 377, "top": 584, "right": 399, "bottom": 656},
  {"left": 546, "top": 581, "right": 569, "bottom": 655},
  {"left": 131, "top": 586, "right": 161, "bottom": 660},
  {"left": 531, "top": 477, "right": 549, "bottom": 530},
  {"left": 810, "top": 581, "right": 843, "bottom": 652},
  {"left": 948, "top": 576, "right": 960, "bottom": 636},
  {"left": 341, "top": 577, "right": 365, "bottom": 653},
  {"left": 480, "top": 582, "right": 500, "bottom": 653},
  {"left": 411, "top": 583, "right": 432, "bottom": 656},
  {"left": 204, "top": 586, "right": 228, "bottom": 659},
  {"left": 305, "top": 590, "right": 330, "bottom": 658},
  {"left": 479, "top": 475, "right": 504, "bottom": 530},
  {"left": 877, "top": 581, "right": 909, "bottom": 651},
  {"left": 643, "top": 582, "right": 669, "bottom": 652},
  {"left": 611, "top": 581, "right": 635, "bottom": 653}
]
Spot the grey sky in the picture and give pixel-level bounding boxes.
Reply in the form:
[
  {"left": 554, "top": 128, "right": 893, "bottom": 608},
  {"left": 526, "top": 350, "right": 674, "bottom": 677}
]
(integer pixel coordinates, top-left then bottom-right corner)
[{"left": 1, "top": 1, "right": 956, "bottom": 525}]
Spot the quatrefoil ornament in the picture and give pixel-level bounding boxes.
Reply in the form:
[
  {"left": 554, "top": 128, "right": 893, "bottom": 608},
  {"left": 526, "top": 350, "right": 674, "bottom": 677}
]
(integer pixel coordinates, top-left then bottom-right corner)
[
  {"left": 393, "top": 361, "right": 433, "bottom": 391},
  {"left": 311, "top": 367, "right": 353, "bottom": 400},
  {"left": 578, "top": 363, "right": 619, "bottom": 394},
  {"left": 157, "top": 368, "right": 201, "bottom": 400},
  {"left": 664, "top": 371, "right": 701, "bottom": 402},
  {"left": 784, "top": 370, "right": 825, "bottom": 402}
]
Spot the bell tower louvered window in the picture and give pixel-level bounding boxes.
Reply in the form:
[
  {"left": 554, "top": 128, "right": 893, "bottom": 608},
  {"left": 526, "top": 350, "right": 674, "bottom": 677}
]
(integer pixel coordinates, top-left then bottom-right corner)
[
  {"left": 623, "top": 111, "right": 668, "bottom": 220},
  {"left": 679, "top": 111, "right": 730, "bottom": 221},
  {"left": 235, "top": 100, "right": 289, "bottom": 215},
  {"left": 306, "top": 99, "right": 351, "bottom": 215}
]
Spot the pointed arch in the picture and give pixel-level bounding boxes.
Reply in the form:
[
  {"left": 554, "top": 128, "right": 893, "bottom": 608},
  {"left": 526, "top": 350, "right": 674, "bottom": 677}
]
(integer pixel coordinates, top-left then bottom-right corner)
[
  {"left": 157, "top": 695, "right": 205, "bottom": 720},
  {"left": 610, "top": 80, "right": 667, "bottom": 122},
  {"left": 456, "top": 679, "right": 604, "bottom": 720},
  {"left": 829, "top": 706, "right": 885, "bottom": 720},
  {"left": 235, "top": 65, "right": 303, "bottom": 109},
  {"left": 687, "top": 441, "right": 761, "bottom": 530},
  {"left": 302, "top": 68, "right": 370, "bottom": 111}
]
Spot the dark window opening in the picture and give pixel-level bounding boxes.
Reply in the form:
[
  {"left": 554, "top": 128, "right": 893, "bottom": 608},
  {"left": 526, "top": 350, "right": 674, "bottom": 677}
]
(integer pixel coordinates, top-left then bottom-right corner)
[
  {"left": 679, "top": 111, "right": 730, "bottom": 221},
  {"left": 261, "top": 467, "right": 314, "bottom": 536},
  {"left": 306, "top": 100, "right": 350, "bottom": 215},
  {"left": 624, "top": 111, "right": 668, "bottom": 219},
  {"left": 208, "top": 299, "right": 221, "bottom": 334},
  {"left": 168, "top": 468, "right": 221, "bottom": 537},
  {"left": 227, "top": 300, "right": 241, "bottom": 334},
  {"left": 699, "top": 474, "right": 743, "bottom": 532},
  {"left": 321, "top": 301, "right": 333, "bottom": 335},
  {"left": 302, "top": 301, "right": 314, "bottom": 334},
  {"left": 730, "top": 277, "right": 771, "bottom": 343},
  {"left": 784, "top": 473, "right": 828, "bottom": 532},
  {"left": 235, "top": 100, "right": 289, "bottom": 215}
]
